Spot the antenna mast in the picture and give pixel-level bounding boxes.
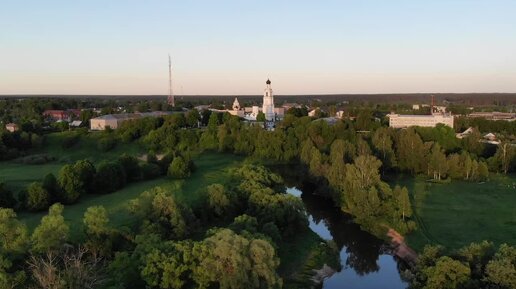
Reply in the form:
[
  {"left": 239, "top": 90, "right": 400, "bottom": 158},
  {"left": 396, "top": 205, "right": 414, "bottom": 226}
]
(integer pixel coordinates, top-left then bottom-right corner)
[{"left": 167, "top": 54, "right": 175, "bottom": 107}]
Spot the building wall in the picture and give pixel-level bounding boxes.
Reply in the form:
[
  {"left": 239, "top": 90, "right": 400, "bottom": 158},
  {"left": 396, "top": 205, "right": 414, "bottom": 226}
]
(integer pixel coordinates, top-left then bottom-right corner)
[
  {"left": 90, "top": 118, "right": 119, "bottom": 130},
  {"left": 389, "top": 114, "right": 454, "bottom": 128}
]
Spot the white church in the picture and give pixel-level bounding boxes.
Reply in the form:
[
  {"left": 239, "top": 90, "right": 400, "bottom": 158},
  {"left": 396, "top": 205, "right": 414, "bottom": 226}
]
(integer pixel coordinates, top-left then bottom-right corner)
[{"left": 227, "top": 79, "right": 284, "bottom": 122}]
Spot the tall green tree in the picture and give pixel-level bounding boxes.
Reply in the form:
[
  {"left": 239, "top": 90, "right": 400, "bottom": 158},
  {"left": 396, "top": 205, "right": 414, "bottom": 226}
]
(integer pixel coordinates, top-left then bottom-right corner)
[
  {"left": 0, "top": 208, "right": 29, "bottom": 255},
  {"left": 195, "top": 229, "right": 282, "bottom": 289},
  {"left": 428, "top": 143, "right": 448, "bottom": 180},
  {"left": 485, "top": 244, "right": 516, "bottom": 289},
  {"left": 372, "top": 127, "right": 396, "bottom": 169},
  {"left": 31, "top": 203, "right": 69, "bottom": 253},
  {"left": 422, "top": 256, "right": 471, "bottom": 289}
]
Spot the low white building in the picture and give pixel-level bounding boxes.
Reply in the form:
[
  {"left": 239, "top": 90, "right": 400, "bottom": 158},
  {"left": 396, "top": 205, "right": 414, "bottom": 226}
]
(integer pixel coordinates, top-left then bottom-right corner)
[
  {"left": 90, "top": 111, "right": 172, "bottom": 130},
  {"left": 90, "top": 114, "right": 140, "bottom": 130},
  {"left": 388, "top": 113, "right": 454, "bottom": 129}
]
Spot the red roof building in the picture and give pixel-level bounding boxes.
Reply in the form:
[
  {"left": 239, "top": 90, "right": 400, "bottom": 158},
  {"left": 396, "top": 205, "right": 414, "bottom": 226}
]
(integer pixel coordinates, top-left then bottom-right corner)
[{"left": 43, "top": 109, "right": 81, "bottom": 121}]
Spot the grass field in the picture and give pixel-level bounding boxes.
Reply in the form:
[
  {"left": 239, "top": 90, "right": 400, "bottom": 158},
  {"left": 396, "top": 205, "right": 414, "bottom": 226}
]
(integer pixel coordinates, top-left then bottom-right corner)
[
  {"left": 0, "top": 131, "right": 144, "bottom": 192},
  {"left": 392, "top": 174, "right": 516, "bottom": 252},
  {"left": 14, "top": 153, "right": 243, "bottom": 241}
]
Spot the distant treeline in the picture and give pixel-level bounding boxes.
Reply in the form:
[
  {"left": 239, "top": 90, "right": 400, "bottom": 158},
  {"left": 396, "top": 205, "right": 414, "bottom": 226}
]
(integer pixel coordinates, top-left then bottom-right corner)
[{"left": 2, "top": 92, "right": 516, "bottom": 105}]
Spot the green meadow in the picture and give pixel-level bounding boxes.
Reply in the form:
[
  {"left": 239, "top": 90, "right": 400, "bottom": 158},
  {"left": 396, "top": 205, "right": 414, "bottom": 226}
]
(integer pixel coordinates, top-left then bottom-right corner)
[
  {"left": 0, "top": 131, "right": 144, "bottom": 192},
  {"left": 13, "top": 153, "right": 244, "bottom": 241},
  {"left": 393, "top": 174, "right": 516, "bottom": 252}
]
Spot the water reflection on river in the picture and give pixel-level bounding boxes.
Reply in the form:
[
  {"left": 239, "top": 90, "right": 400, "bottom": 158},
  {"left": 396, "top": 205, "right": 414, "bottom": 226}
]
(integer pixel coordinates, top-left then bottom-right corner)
[{"left": 284, "top": 179, "right": 408, "bottom": 288}]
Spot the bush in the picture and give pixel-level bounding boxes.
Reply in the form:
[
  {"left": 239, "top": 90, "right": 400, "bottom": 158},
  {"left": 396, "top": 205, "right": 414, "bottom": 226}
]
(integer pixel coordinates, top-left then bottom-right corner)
[
  {"left": 140, "top": 163, "right": 162, "bottom": 180},
  {"left": 118, "top": 154, "right": 142, "bottom": 182},
  {"left": 26, "top": 182, "right": 50, "bottom": 211},
  {"left": 97, "top": 136, "right": 117, "bottom": 152},
  {"left": 57, "top": 160, "right": 95, "bottom": 204},
  {"left": 167, "top": 156, "right": 191, "bottom": 179},
  {"left": 94, "top": 161, "right": 127, "bottom": 194}
]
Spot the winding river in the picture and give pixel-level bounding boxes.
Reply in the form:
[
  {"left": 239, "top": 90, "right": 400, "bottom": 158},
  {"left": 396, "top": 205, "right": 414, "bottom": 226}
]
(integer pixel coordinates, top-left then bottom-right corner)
[{"left": 278, "top": 169, "right": 408, "bottom": 289}]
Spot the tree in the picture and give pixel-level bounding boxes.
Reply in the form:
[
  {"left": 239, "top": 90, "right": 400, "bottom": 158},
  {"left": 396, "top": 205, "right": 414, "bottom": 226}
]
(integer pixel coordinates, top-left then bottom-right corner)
[
  {"left": 141, "top": 241, "right": 197, "bottom": 289},
  {"left": 83, "top": 206, "right": 112, "bottom": 256},
  {"left": 477, "top": 162, "right": 489, "bottom": 181},
  {"left": 83, "top": 206, "right": 110, "bottom": 236},
  {"left": 28, "top": 247, "right": 107, "bottom": 289},
  {"left": 0, "top": 256, "right": 26, "bottom": 289},
  {"left": 57, "top": 159, "right": 95, "bottom": 203},
  {"left": 493, "top": 142, "right": 515, "bottom": 174},
  {"left": 393, "top": 185, "right": 412, "bottom": 221},
  {"left": 129, "top": 188, "right": 195, "bottom": 239},
  {"left": 118, "top": 154, "right": 142, "bottom": 182},
  {"left": 0, "top": 208, "right": 29, "bottom": 255},
  {"left": 485, "top": 244, "right": 516, "bottom": 289},
  {"left": 0, "top": 182, "right": 16, "bottom": 209},
  {"left": 206, "top": 184, "right": 231, "bottom": 217},
  {"left": 94, "top": 161, "right": 127, "bottom": 194},
  {"left": 168, "top": 156, "right": 190, "bottom": 179},
  {"left": 458, "top": 241, "right": 494, "bottom": 278},
  {"left": 446, "top": 154, "right": 462, "bottom": 179},
  {"left": 42, "top": 173, "right": 59, "bottom": 202},
  {"left": 372, "top": 127, "right": 396, "bottom": 169},
  {"left": 186, "top": 109, "right": 200, "bottom": 127},
  {"left": 428, "top": 143, "right": 448, "bottom": 180},
  {"left": 229, "top": 215, "right": 259, "bottom": 234},
  {"left": 194, "top": 229, "right": 282, "bottom": 289},
  {"left": 395, "top": 128, "right": 426, "bottom": 174},
  {"left": 256, "top": 112, "right": 266, "bottom": 122},
  {"left": 31, "top": 203, "right": 69, "bottom": 253},
  {"left": 207, "top": 112, "right": 220, "bottom": 130},
  {"left": 422, "top": 256, "right": 471, "bottom": 289},
  {"left": 25, "top": 182, "right": 50, "bottom": 211}
]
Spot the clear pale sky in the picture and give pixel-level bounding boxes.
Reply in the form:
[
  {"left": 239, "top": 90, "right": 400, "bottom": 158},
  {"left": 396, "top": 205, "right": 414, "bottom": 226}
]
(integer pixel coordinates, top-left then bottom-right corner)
[{"left": 1, "top": 0, "right": 515, "bottom": 95}]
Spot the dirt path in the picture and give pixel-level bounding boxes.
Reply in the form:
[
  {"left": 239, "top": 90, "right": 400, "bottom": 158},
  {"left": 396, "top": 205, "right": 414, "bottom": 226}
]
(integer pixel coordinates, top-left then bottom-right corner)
[{"left": 387, "top": 228, "right": 418, "bottom": 267}]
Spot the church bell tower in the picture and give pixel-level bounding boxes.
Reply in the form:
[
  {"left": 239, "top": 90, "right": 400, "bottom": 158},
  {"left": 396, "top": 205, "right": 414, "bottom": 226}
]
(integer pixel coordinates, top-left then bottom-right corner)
[{"left": 262, "top": 79, "right": 275, "bottom": 121}]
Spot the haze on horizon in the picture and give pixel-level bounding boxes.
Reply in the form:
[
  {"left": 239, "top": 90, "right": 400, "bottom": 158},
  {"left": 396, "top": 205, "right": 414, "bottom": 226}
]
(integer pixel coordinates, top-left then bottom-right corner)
[{"left": 1, "top": 0, "right": 515, "bottom": 95}]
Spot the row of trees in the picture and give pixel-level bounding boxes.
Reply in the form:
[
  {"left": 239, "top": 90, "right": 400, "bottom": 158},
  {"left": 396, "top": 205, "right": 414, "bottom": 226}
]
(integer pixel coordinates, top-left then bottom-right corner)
[
  {"left": 1, "top": 152, "right": 195, "bottom": 212},
  {"left": 0, "top": 130, "right": 44, "bottom": 160},
  {"left": 408, "top": 242, "right": 516, "bottom": 289}
]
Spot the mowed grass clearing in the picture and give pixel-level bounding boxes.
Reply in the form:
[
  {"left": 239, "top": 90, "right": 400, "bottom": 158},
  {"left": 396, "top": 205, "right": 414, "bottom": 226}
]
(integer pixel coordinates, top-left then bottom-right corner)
[
  {"left": 16, "top": 153, "right": 244, "bottom": 241},
  {"left": 394, "top": 174, "right": 516, "bottom": 252}
]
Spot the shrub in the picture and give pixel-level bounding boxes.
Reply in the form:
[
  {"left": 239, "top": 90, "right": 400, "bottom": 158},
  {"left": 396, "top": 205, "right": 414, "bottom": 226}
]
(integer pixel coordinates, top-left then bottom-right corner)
[
  {"left": 167, "top": 156, "right": 191, "bottom": 179},
  {"left": 26, "top": 182, "right": 50, "bottom": 211},
  {"left": 94, "top": 161, "right": 127, "bottom": 194},
  {"left": 118, "top": 154, "right": 142, "bottom": 182}
]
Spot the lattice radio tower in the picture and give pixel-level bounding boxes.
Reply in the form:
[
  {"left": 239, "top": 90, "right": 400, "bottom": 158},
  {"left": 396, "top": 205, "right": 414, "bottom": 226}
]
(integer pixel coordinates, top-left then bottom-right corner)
[{"left": 167, "top": 54, "right": 175, "bottom": 107}]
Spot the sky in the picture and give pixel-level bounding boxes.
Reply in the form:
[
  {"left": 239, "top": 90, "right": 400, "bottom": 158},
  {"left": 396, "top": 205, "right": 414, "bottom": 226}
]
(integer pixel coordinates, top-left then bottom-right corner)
[{"left": 1, "top": 0, "right": 515, "bottom": 95}]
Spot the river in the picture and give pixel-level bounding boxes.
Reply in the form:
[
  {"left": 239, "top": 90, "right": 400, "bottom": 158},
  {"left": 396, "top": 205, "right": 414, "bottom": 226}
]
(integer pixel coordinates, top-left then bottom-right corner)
[{"left": 281, "top": 173, "right": 409, "bottom": 289}]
